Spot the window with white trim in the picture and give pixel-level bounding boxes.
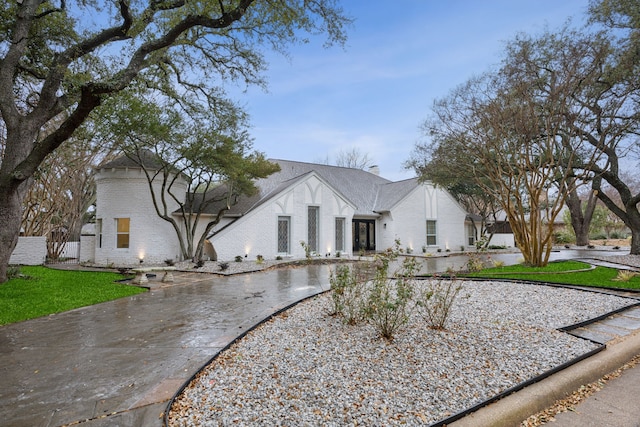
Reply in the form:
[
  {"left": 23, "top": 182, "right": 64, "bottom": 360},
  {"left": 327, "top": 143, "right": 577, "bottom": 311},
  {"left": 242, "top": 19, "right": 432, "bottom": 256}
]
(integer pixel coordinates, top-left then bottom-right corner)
[
  {"left": 116, "top": 218, "right": 130, "bottom": 249},
  {"left": 335, "top": 217, "right": 345, "bottom": 253},
  {"left": 96, "top": 219, "right": 103, "bottom": 248},
  {"left": 426, "top": 220, "right": 437, "bottom": 246},
  {"left": 277, "top": 216, "right": 291, "bottom": 254},
  {"left": 308, "top": 206, "right": 319, "bottom": 252}
]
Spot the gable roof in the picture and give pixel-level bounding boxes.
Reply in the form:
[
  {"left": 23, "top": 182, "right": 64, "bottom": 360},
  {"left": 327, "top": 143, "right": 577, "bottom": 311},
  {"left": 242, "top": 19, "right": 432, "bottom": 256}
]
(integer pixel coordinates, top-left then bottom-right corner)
[
  {"left": 182, "top": 159, "right": 426, "bottom": 218},
  {"left": 99, "top": 152, "right": 426, "bottom": 218},
  {"left": 373, "top": 178, "right": 421, "bottom": 212},
  {"left": 264, "top": 160, "right": 397, "bottom": 216}
]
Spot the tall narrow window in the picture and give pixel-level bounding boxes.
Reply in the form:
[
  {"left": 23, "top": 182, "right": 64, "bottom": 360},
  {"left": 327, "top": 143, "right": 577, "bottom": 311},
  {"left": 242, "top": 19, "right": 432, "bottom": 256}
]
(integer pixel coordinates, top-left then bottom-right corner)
[
  {"left": 116, "top": 218, "right": 130, "bottom": 249},
  {"left": 335, "top": 217, "right": 345, "bottom": 253},
  {"left": 467, "top": 223, "right": 476, "bottom": 246},
  {"left": 426, "top": 220, "right": 437, "bottom": 246},
  {"left": 96, "top": 219, "right": 103, "bottom": 248},
  {"left": 308, "top": 206, "right": 319, "bottom": 252},
  {"left": 277, "top": 216, "right": 290, "bottom": 254}
]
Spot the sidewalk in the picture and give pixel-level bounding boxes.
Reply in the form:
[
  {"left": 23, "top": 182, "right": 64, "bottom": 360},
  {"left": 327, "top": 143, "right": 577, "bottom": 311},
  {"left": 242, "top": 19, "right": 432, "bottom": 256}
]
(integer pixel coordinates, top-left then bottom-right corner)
[
  {"left": 551, "top": 359, "right": 640, "bottom": 427},
  {"left": 0, "top": 266, "right": 333, "bottom": 427}
]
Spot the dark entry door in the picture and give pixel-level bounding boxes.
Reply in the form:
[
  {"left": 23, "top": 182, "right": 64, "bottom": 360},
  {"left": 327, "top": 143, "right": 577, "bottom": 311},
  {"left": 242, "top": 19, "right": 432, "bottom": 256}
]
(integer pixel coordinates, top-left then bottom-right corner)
[{"left": 352, "top": 219, "right": 375, "bottom": 252}]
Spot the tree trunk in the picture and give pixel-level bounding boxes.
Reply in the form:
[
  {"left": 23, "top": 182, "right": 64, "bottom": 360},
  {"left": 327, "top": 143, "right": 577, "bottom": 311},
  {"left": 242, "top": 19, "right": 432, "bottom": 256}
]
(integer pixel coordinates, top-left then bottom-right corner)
[
  {"left": 0, "top": 180, "right": 31, "bottom": 282},
  {"left": 628, "top": 210, "right": 640, "bottom": 255},
  {"left": 565, "top": 188, "right": 598, "bottom": 247},
  {"left": 0, "top": 124, "right": 39, "bottom": 283}
]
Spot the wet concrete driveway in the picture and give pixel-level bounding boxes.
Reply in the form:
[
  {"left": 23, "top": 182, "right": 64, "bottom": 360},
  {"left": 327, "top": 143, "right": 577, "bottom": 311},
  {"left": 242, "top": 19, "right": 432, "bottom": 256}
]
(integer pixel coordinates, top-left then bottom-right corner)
[{"left": 0, "top": 266, "right": 332, "bottom": 427}]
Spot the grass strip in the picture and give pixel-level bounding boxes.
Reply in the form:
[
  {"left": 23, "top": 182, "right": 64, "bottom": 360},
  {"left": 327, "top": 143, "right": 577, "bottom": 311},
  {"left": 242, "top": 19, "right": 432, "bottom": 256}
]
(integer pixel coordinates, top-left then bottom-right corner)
[
  {"left": 465, "top": 261, "right": 640, "bottom": 290},
  {"left": 0, "top": 266, "right": 146, "bottom": 326}
]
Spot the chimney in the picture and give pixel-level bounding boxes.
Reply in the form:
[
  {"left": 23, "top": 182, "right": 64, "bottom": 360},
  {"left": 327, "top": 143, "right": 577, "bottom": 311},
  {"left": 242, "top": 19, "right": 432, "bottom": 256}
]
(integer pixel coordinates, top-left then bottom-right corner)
[{"left": 368, "top": 165, "right": 380, "bottom": 176}]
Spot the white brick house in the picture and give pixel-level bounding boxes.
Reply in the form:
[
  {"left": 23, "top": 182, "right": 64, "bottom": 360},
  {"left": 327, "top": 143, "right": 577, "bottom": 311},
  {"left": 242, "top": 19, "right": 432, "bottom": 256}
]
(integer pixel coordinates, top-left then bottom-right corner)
[{"left": 85, "top": 156, "right": 475, "bottom": 265}]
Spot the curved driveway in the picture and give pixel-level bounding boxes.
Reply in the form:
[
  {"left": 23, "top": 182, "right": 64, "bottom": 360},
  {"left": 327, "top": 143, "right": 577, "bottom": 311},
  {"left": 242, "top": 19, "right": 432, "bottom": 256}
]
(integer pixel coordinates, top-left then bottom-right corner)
[{"left": 0, "top": 266, "right": 332, "bottom": 427}]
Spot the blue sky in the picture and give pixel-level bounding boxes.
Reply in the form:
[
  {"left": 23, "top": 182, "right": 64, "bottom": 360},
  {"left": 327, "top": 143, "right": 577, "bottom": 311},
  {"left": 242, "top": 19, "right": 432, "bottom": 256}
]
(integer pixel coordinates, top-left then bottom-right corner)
[{"left": 235, "top": 1, "right": 591, "bottom": 181}]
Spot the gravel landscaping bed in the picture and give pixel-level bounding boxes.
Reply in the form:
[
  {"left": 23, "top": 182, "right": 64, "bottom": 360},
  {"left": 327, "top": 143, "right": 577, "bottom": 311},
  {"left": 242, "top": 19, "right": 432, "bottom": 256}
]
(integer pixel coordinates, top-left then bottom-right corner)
[{"left": 168, "top": 280, "right": 634, "bottom": 426}]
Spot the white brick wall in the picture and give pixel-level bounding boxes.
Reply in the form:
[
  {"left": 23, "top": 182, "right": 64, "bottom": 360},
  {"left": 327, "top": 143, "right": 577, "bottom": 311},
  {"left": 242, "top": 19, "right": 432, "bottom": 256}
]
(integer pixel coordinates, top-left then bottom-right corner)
[
  {"left": 94, "top": 167, "right": 187, "bottom": 265},
  {"left": 376, "top": 183, "right": 468, "bottom": 252},
  {"left": 10, "top": 236, "right": 47, "bottom": 265},
  {"left": 210, "top": 174, "right": 355, "bottom": 261}
]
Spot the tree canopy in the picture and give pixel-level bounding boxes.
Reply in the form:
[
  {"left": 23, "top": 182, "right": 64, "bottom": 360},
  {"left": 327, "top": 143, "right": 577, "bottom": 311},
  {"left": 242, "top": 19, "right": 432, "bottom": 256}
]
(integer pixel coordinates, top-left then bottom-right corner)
[{"left": 0, "top": 0, "right": 351, "bottom": 282}]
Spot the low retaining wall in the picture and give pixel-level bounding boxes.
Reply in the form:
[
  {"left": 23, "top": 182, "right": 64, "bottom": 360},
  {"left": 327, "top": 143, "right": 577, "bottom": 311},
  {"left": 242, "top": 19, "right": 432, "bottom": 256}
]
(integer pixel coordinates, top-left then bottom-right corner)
[{"left": 10, "top": 236, "right": 47, "bottom": 265}]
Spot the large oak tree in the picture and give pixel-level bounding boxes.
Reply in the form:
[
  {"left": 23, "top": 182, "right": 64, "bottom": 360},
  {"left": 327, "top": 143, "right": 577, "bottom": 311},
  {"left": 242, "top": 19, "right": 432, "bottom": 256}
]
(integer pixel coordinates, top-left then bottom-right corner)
[{"left": 0, "top": 0, "right": 350, "bottom": 282}]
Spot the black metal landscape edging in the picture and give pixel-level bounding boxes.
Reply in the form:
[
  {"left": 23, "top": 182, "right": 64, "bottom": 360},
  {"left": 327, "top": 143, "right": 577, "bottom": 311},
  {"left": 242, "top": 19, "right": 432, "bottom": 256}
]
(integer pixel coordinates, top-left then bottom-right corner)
[
  {"left": 163, "top": 289, "right": 330, "bottom": 427},
  {"left": 427, "top": 345, "right": 606, "bottom": 427},
  {"left": 163, "top": 273, "right": 637, "bottom": 427}
]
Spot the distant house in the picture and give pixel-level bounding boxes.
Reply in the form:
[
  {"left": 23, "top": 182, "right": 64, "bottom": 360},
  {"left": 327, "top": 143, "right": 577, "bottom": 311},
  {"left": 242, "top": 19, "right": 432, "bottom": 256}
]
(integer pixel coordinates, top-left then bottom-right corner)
[{"left": 82, "top": 157, "right": 477, "bottom": 265}]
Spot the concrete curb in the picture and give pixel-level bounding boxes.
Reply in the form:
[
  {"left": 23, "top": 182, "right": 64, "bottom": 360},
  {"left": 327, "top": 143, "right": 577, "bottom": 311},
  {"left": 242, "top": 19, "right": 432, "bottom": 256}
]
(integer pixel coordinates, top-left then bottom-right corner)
[{"left": 451, "top": 329, "right": 640, "bottom": 427}]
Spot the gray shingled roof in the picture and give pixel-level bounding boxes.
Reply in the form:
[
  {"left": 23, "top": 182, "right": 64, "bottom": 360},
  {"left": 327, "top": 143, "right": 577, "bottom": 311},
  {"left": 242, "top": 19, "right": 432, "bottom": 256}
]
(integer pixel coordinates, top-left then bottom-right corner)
[
  {"left": 373, "top": 178, "right": 421, "bottom": 212},
  {"left": 99, "top": 149, "right": 165, "bottom": 170},
  {"left": 262, "top": 160, "right": 400, "bottom": 216},
  {"left": 186, "top": 159, "right": 422, "bottom": 218},
  {"left": 101, "top": 153, "right": 422, "bottom": 218}
]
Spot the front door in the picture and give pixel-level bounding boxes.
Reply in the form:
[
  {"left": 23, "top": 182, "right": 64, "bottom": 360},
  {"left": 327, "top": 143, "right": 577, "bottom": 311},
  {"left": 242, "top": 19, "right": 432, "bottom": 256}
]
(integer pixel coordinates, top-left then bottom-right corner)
[{"left": 352, "top": 219, "right": 375, "bottom": 252}]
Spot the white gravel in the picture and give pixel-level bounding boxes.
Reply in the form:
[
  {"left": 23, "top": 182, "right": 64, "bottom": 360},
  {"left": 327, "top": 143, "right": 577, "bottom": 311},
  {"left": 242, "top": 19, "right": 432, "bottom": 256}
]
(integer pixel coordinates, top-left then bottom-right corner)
[{"left": 168, "top": 279, "right": 634, "bottom": 426}]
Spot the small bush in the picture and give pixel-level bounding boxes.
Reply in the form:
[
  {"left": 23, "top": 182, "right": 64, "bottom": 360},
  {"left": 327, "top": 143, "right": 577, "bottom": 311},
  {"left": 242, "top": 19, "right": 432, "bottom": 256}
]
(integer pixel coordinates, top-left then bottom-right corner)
[
  {"left": 194, "top": 259, "right": 205, "bottom": 268},
  {"left": 415, "top": 274, "right": 462, "bottom": 330},
  {"left": 276, "top": 255, "right": 283, "bottom": 261},
  {"left": 235, "top": 255, "right": 243, "bottom": 262},
  {"left": 300, "top": 241, "right": 312, "bottom": 260},
  {"left": 335, "top": 251, "right": 341, "bottom": 258},
  {"left": 553, "top": 231, "right": 574, "bottom": 244},
  {"left": 329, "top": 264, "right": 368, "bottom": 325},
  {"left": 466, "top": 253, "right": 485, "bottom": 272},
  {"left": 362, "top": 241, "right": 418, "bottom": 340},
  {"left": 256, "top": 255, "right": 264, "bottom": 264},
  {"left": 612, "top": 270, "right": 638, "bottom": 282},
  {"left": 164, "top": 258, "right": 175, "bottom": 266},
  {"left": 219, "top": 262, "right": 229, "bottom": 271},
  {"left": 7, "top": 265, "right": 21, "bottom": 280}
]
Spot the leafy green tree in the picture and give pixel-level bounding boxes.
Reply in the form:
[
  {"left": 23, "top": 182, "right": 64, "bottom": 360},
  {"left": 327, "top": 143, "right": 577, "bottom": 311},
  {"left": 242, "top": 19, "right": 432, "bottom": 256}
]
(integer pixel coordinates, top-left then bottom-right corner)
[
  {"left": 583, "top": 0, "right": 640, "bottom": 254},
  {"left": 0, "top": 0, "right": 350, "bottom": 282},
  {"left": 104, "top": 91, "right": 279, "bottom": 262}
]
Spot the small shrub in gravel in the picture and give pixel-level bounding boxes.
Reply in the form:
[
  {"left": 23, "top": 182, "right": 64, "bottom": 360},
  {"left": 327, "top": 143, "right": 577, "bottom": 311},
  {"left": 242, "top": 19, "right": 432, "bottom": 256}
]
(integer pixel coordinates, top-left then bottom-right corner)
[
  {"left": 362, "top": 241, "right": 419, "bottom": 340},
  {"left": 416, "top": 273, "right": 462, "bottom": 330},
  {"left": 329, "top": 264, "right": 368, "bottom": 325},
  {"left": 219, "top": 262, "right": 229, "bottom": 271},
  {"left": 234, "top": 255, "right": 243, "bottom": 262}
]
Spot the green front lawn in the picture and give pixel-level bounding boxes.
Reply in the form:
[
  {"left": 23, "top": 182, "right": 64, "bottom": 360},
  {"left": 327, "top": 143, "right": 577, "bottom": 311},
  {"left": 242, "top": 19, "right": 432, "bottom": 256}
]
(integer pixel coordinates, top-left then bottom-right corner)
[
  {"left": 0, "top": 266, "right": 146, "bottom": 326},
  {"left": 465, "top": 260, "right": 640, "bottom": 290}
]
